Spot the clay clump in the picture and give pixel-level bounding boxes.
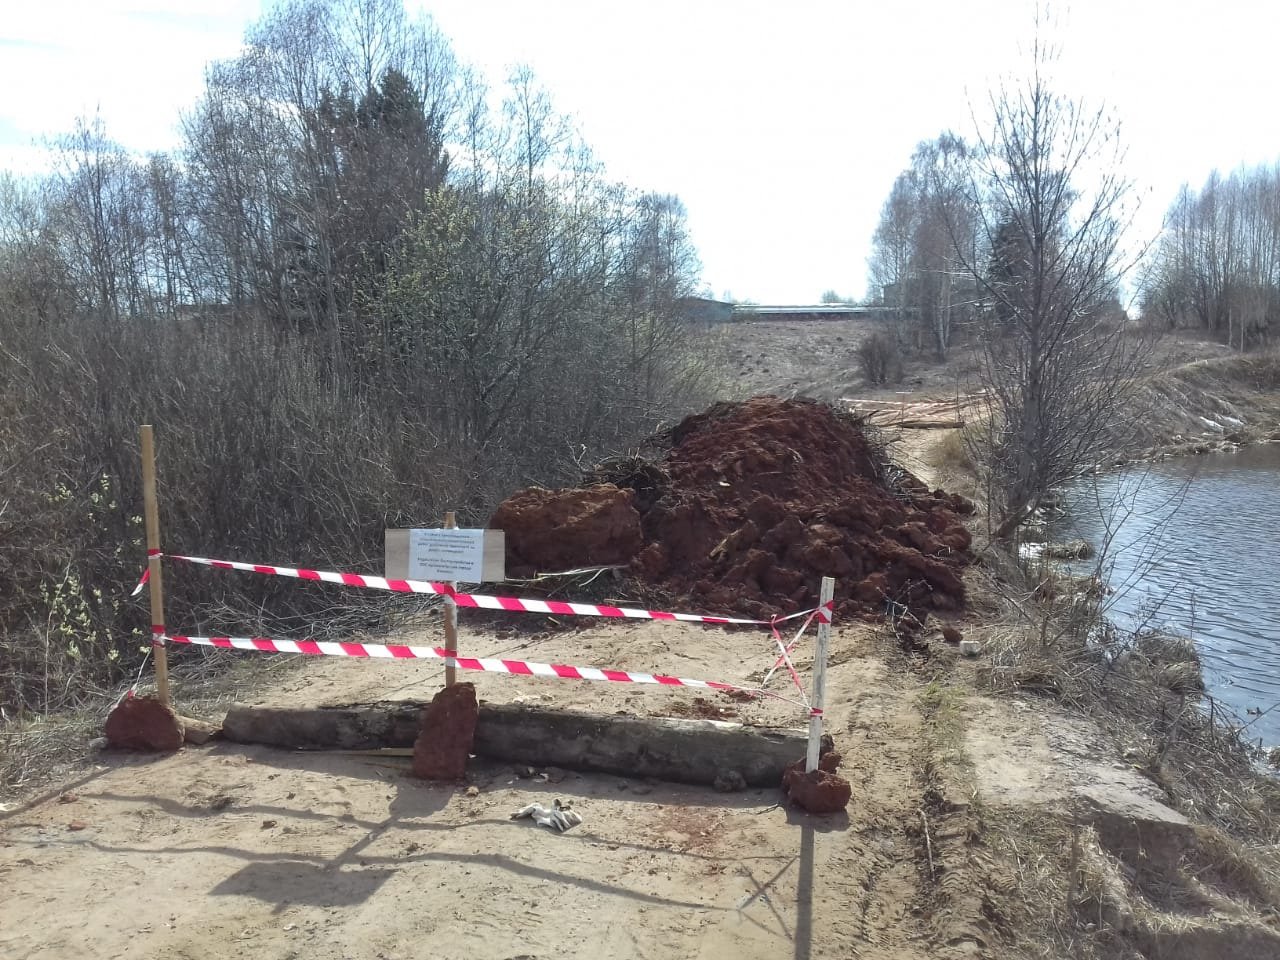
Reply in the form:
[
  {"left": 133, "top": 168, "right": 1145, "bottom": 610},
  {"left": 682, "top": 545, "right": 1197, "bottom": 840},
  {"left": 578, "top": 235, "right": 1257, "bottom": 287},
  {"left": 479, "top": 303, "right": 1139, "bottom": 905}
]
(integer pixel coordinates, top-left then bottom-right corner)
[
  {"left": 782, "top": 752, "right": 852, "bottom": 814},
  {"left": 413, "top": 682, "right": 479, "bottom": 780},
  {"left": 104, "top": 695, "right": 185, "bottom": 752}
]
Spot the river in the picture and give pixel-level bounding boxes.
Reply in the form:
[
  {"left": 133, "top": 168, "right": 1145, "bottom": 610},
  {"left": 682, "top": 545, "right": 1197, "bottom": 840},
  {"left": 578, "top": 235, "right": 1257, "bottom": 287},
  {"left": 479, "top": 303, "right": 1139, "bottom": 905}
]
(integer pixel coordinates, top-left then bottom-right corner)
[{"left": 1057, "top": 442, "right": 1280, "bottom": 746}]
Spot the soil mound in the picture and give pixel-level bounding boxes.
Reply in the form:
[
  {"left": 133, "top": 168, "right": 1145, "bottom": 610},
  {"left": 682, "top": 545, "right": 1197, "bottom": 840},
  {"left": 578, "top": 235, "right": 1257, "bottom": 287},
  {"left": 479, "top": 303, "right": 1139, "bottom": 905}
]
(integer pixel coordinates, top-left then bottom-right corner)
[
  {"left": 782, "top": 752, "right": 852, "bottom": 814},
  {"left": 491, "top": 396, "right": 973, "bottom": 621}
]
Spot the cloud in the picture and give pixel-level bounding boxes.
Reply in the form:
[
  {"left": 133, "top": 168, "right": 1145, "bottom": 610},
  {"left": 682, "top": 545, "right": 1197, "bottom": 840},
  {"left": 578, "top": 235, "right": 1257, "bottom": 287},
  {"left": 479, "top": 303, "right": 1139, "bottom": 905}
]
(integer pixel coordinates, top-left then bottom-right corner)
[{"left": 0, "top": 2, "right": 260, "bottom": 157}]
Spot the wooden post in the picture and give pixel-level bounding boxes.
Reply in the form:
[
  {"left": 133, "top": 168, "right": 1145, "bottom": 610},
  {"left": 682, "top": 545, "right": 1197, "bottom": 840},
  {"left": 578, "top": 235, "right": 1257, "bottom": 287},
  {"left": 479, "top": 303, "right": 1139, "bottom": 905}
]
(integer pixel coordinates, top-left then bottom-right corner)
[
  {"left": 140, "top": 425, "right": 171, "bottom": 707},
  {"left": 805, "top": 576, "right": 835, "bottom": 773},
  {"left": 443, "top": 511, "right": 459, "bottom": 687}
]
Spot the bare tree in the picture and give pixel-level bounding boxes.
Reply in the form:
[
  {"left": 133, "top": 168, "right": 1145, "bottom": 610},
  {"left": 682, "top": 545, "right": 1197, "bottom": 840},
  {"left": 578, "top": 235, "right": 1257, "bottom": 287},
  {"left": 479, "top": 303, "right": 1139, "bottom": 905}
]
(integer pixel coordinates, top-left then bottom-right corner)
[
  {"left": 867, "top": 133, "right": 980, "bottom": 358},
  {"left": 867, "top": 173, "right": 918, "bottom": 343},
  {"left": 960, "top": 42, "right": 1149, "bottom": 540},
  {"left": 1144, "top": 163, "right": 1280, "bottom": 349}
]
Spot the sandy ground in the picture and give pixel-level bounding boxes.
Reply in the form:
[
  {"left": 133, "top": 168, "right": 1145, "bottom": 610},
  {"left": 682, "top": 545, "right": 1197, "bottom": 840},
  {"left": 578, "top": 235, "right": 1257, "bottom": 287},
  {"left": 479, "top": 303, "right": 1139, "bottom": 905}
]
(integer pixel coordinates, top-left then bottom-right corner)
[{"left": 2, "top": 616, "right": 976, "bottom": 960}]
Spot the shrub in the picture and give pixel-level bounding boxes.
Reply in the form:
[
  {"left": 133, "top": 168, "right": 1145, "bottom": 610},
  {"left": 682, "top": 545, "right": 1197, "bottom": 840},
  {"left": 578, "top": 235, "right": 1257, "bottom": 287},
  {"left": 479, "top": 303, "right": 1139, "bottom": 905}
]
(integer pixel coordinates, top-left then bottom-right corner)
[
  {"left": 0, "top": 310, "right": 718, "bottom": 716},
  {"left": 855, "top": 332, "right": 904, "bottom": 385}
]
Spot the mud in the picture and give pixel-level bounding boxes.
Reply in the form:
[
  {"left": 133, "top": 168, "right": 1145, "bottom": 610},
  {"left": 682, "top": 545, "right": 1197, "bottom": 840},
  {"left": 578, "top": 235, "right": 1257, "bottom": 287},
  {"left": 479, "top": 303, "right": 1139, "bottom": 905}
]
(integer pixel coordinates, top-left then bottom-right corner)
[
  {"left": 490, "top": 396, "right": 973, "bottom": 621},
  {"left": 103, "top": 695, "right": 184, "bottom": 752},
  {"left": 412, "top": 682, "right": 478, "bottom": 780}
]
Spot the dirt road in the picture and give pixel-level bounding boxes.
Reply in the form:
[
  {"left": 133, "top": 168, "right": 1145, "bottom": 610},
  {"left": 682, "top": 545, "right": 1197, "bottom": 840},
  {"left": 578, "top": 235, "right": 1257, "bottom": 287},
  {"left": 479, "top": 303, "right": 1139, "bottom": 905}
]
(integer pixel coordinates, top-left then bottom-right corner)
[{"left": 1, "top": 613, "right": 996, "bottom": 960}]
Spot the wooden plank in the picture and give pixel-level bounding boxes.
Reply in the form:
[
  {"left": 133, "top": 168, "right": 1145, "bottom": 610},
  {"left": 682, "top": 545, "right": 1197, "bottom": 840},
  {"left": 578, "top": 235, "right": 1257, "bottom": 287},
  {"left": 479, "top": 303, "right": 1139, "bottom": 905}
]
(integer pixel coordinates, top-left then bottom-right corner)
[
  {"left": 221, "top": 701, "right": 822, "bottom": 788},
  {"left": 140, "top": 425, "right": 170, "bottom": 707},
  {"left": 443, "top": 512, "right": 458, "bottom": 687},
  {"left": 893, "top": 418, "right": 965, "bottom": 430}
]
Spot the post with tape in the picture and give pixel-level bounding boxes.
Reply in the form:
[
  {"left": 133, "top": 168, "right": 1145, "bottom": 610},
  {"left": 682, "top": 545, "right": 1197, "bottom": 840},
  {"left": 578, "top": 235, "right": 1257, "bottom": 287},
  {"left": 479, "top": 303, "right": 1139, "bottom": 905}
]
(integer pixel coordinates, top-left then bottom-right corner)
[
  {"left": 140, "top": 425, "right": 171, "bottom": 707},
  {"left": 442, "top": 511, "right": 459, "bottom": 687},
  {"left": 805, "top": 577, "right": 835, "bottom": 773}
]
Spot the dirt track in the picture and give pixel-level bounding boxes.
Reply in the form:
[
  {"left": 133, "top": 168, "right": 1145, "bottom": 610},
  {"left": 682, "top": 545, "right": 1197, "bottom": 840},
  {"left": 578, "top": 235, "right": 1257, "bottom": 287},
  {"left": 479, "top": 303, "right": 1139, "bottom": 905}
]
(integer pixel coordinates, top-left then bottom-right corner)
[{"left": 2, "top": 620, "right": 983, "bottom": 960}]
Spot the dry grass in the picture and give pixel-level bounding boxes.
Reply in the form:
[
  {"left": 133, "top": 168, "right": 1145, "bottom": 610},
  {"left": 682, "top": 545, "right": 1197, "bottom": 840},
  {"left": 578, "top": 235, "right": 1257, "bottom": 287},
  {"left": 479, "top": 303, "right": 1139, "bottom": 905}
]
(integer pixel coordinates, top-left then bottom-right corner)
[
  {"left": 977, "top": 810, "right": 1131, "bottom": 959},
  {"left": 960, "top": 526, "right": 1280, "bottom": 955},
  {"left": 1121, "top": 348, "right": 1280, "bottom": 450},
  {"left": 977, "top": 804, "right": 1280, "bottom": 959},
  {"left": 0, "top": 647, "right": 308, "bottom": 804},
  {"left": 0, "top": 712, "right": 102, "bottom": 808},
  {"left": 927, "top": 427, "right": 974, "bottom": 473}
]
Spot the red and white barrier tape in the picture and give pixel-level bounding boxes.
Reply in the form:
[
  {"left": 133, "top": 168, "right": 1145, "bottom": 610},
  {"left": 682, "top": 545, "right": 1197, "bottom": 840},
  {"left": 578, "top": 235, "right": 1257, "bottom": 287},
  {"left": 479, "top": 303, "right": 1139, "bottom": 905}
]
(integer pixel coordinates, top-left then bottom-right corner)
[
  {"left": 150, "top": 552, "right": 831, "bottom": 628},
  {"left": 159, "top": 631, "right": 808, "bottom": 707},
  {"left": 763, "top": 608, "right": 821, "bottom": 704}
]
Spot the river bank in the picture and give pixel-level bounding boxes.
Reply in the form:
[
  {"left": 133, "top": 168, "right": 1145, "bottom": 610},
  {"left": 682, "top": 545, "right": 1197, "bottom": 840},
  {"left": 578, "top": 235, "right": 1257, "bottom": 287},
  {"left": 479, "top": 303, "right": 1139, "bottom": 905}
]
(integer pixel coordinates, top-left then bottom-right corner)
[{"left": 1117, "top": 348, "right": 1280, "bottom": 464}]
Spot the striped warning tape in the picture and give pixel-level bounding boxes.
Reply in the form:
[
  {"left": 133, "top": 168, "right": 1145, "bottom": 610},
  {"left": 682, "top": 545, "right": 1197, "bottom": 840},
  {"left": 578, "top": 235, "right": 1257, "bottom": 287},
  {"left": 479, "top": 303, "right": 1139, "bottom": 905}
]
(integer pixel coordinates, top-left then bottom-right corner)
[
  {"left": 155, "top": 552, "right": 832, "bottom": 628},
  {"left": 764, "top": 608, "right": 820, "bottom": 701},
  {"left": 159, "top": 631, "right": 809, "bottom": 707}
]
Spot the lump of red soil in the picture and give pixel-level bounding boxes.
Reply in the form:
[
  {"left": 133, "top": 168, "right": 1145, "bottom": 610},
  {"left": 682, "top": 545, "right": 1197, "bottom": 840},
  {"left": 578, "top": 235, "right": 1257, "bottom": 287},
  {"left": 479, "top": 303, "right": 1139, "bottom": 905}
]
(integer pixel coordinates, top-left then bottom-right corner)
[
  {"left": 490, "top": 396, "right": 973, "bottom": 622},
  {"left": 782, "top": 753, "right": 852, "bottom": 814},
  {"left": 413, "top": 682, "right": 478, "bottom": 780},
  {"left": 490, "top": 484, "right": 643, "bottom": 577},
  {"left": 104, "top": 695, "right": 184, "bottom": 752}
]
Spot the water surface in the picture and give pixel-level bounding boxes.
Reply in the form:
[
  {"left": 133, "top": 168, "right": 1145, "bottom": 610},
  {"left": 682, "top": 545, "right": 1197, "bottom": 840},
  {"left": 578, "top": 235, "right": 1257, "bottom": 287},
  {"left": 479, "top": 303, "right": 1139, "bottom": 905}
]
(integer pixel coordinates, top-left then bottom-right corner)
[{"left": 1059, "top": 443, "right": 1280, "bottom": 745}]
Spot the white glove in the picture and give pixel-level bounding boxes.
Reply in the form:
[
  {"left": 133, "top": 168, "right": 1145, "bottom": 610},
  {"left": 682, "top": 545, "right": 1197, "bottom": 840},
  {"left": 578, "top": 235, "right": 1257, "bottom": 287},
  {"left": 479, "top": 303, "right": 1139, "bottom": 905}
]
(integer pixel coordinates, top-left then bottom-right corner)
[{"left": 511, "top": 798, "right": 582, "bottom": 831}]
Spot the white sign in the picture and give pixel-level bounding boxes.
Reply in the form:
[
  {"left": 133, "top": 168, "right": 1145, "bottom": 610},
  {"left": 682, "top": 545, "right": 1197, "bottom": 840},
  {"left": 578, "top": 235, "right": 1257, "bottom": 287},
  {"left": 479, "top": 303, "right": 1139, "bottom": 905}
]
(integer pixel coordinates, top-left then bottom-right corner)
[
  {"left": 409, "top": 528, "right": 486, "bottom": 582},
  {"left": 385, "top": 527, "right": 505, "bottom": 584}
]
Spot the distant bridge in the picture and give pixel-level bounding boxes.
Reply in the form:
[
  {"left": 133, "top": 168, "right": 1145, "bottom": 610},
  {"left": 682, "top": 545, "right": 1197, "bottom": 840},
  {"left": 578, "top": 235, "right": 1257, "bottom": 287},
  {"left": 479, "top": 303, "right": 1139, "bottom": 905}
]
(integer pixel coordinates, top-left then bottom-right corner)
[
  {"left": 676, "top": 297, "right": 914, "bottom": 324},
  {"left": 731, "top": 304, "right": 913, "bottom": 322}
]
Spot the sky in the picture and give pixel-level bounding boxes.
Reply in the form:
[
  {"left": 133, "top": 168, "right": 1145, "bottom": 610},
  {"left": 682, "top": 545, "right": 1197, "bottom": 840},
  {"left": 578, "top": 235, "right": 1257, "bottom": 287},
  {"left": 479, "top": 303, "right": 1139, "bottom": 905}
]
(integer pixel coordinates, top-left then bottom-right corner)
[{"left": 2, "top": 0, "right": 1279, "bottom": 303}]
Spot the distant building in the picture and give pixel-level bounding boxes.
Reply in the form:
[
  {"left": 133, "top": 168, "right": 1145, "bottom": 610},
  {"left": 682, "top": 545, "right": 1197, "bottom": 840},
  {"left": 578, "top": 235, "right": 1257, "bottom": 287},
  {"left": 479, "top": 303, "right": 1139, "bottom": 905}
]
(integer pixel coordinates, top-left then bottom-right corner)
[{"left": 675, "top": 296, "right": 736, "bottom": 324}]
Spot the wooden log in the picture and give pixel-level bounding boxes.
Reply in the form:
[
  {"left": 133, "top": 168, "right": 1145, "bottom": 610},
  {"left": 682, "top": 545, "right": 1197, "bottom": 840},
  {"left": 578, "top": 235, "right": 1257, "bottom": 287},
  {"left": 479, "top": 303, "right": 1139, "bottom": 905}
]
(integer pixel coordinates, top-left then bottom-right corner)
[
  {"left": 221, "top": 701, "right": 422, "bottom": 751},
  {"left": 473, "top": 703, "right": 820, "bottom": 788},
  {"left": 176, "top": 714, "right": 221, "bottom": 745},
  {"left": 893, "top": 418, "right": 965, "bottom": 430},
  {"left": 221, "top": 701, "right": 821, "bottom": 788}
]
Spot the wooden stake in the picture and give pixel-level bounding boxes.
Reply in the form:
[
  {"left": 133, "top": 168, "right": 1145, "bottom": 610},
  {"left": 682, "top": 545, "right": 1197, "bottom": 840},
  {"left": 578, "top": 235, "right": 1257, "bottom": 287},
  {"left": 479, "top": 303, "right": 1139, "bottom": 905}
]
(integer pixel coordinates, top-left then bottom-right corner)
[
  {"left": 805, "top": 576, "right": 835, "bottom": 773},
  {"left": 140, "top": 425, "right": 171, "bottom": 707},
  {"left": 443, "top": 511, "right": 459, "bottom": 687}
]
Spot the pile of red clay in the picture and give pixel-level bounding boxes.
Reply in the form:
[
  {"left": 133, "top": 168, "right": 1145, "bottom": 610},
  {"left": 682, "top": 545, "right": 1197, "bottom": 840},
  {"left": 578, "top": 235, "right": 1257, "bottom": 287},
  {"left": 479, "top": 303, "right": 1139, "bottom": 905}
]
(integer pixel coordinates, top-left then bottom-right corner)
[
  {"left": 782, "top": 751, "right": 852, "bottom": 814},
  {"left": 491, "top": 396, "right": 973, "bottom": 623},
  {"left": 104, "top": 695, "right": 185, "bottom": 752}
]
